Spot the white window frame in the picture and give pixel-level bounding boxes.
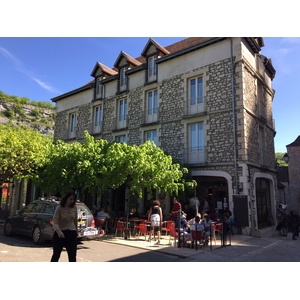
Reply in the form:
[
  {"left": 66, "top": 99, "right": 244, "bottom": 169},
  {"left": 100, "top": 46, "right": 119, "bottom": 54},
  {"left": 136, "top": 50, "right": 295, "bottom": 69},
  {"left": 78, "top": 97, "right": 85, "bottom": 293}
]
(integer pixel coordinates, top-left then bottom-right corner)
[
  {"left": 145, "top": 130, "right": 157, "bottom": 145},
  {"left": 189, "top": 122, "right": 204, "bottom": 163},
  {"left": 146, "top": 89, "right": 158, "bottom": 123},
  {"left": 120, "top": 67, "right": 127, "bottom": 91},
  {"left": 148, "top": 55, "right": 157, "bottom": 82},
  {"left": 93, "top": 105, "right": 103, "bottom": 134},
  {"left": 69, "top": 112, "right": 76, "bottom": 138},
  {"left": 188, "top": 76, "right": 204, "bottom": 114},
  {"left": 116, "top": 135, "right": 127, "bottom": 143},
  {"left": 118, "top": 98, "right": 127, "bottom": 129},
  {"left": 96, "top": 78, "right": 105, "bottom": 98}
]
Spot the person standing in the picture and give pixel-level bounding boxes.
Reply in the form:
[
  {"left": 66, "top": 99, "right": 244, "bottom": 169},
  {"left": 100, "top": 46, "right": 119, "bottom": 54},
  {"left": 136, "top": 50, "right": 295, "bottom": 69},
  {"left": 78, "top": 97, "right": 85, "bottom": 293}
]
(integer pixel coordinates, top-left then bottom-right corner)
[
  {"left": 171, "top": 197, "right": 182, "bottom": 223},
  {"left": 51, "top": 190, "right": 78, "bottom": 262},
  {"left": 148, "top": 200, "right": 163, "bottom": 245},
  {"left": 289, "top": 211, "right": 298, "bottom": 240}
]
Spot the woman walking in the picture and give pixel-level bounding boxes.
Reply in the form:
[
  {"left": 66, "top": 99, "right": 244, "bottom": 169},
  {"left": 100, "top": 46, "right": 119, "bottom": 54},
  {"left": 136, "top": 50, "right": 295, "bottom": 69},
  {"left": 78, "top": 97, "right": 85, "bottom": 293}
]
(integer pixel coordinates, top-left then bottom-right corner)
[
  {"left": 148, "top": 200, "right": 163, "bottom": 245},
  {"left": 51, "top": 190, "right": 78, "bottom": 262}
]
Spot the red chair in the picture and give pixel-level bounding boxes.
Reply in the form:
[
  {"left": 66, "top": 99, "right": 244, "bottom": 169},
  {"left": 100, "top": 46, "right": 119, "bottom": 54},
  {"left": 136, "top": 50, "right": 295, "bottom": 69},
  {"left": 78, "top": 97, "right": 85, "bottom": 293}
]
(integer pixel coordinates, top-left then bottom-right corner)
[
  {"left": 161, "top": 220, "right": 174, "bottom": 236},
  {"left": 215, "top": 222, "right": 223, "bottom": 239},
  {"left": 95, "top": 217, "right": 104, "bottom": 229},
  {"left": 115, "top": 221, "right": 131, "bottom": 238},
  {"left": 138, "top": 223, "right": 150, "bottom": 240},
  {"left": 169, "top": 222, "right": 178, "bottom": 246},
  {"left": 190, "top": 230, "right": 203, "bottom": 250}
]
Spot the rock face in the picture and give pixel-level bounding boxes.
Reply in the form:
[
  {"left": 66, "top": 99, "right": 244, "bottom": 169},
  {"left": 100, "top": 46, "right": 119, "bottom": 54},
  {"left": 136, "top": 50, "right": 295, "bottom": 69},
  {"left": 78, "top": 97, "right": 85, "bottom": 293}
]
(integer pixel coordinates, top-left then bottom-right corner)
[{"left": 0, "top": 101, "right": 55, "bottom": 136}]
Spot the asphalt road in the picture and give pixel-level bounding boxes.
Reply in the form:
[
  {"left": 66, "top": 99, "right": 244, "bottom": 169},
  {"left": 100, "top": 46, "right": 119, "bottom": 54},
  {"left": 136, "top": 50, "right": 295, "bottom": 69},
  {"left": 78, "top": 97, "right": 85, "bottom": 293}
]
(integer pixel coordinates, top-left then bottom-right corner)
[
  {"left": 0, "top": 229, "right": 183, "bottom": 262},
  {"left": 2, "top": 221, "right": 300, "bottom": 262}
]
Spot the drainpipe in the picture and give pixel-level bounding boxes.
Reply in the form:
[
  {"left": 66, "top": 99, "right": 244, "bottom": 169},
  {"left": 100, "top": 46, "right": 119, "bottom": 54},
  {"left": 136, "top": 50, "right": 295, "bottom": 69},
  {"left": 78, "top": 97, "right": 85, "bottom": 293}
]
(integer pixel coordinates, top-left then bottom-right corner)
[{"left": 230, "top": 38, "right": 239, "bottom": 195}]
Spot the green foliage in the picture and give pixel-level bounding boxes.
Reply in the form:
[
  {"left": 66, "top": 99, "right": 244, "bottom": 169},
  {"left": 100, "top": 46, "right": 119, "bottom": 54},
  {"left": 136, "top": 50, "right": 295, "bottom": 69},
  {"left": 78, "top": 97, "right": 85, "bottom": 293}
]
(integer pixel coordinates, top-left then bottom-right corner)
[
  {"left": 36, "top": 132, "right": 189, "bottom": 198},
  {"left": 30, "top": 108, "right": 42, "bottom": 118},
  {"left": 276, "top": 152, "right": 288, "bottom": 167},
  {"left": 0, "top": 90, "right": 55, "bottom": 109},
  {"left": 3, "top": 108, "right": 14, "bottom": 118},
  {"left": 0, "top": 124, "right": 53, "bottom": 184}
]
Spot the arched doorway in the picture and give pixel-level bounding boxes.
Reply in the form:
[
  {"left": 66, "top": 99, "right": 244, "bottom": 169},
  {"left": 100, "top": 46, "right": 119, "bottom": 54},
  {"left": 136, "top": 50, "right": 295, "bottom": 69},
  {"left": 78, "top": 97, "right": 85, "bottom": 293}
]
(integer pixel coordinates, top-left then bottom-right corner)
[{"left": 195, "top": 176, "right": 229, "bottom": 213}]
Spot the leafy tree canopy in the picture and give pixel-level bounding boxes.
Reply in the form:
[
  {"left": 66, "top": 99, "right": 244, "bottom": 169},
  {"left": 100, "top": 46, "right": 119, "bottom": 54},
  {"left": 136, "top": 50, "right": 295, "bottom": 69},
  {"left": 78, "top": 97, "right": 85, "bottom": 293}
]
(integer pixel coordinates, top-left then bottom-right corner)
[
  {"left": 0, "top": 124, "right": 53, "bottom": 184},
  {"left": 36, "top": 131, "right": 189, "bottom": 198}
]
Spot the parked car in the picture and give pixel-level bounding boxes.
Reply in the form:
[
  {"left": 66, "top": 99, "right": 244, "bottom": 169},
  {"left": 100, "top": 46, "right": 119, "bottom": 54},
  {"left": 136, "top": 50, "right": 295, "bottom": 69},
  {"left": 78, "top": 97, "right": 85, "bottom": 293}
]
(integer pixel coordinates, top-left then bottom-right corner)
[{"left": 3, "top": 198, "right": 98, "bottom": 244}]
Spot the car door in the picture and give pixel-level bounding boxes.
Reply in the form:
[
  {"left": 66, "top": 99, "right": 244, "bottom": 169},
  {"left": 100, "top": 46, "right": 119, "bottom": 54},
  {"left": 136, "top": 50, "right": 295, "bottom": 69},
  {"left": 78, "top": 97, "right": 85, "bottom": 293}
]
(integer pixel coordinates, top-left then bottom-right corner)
[
  {"left": 18, "top": 201, "right": 44, "bottom": 236},
  {"left": 39, "top": 202, "right": 56, "bottom": 238}
]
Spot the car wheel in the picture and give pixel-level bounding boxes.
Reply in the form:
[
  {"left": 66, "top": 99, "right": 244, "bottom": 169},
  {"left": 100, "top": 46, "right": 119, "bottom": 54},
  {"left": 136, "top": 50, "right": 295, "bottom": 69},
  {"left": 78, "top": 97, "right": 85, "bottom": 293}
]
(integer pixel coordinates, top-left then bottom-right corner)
[
  {"left": 32, "top": 226, "right": 45, "bottom": 245},
  {"left": 3, "top": 221, "right": 14, "bottom": 236}
]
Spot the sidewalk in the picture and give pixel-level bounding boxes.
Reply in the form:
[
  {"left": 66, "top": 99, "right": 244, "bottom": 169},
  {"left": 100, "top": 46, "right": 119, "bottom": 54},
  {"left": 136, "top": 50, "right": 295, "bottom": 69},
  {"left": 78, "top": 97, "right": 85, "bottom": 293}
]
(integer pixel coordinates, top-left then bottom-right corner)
[{"left": 95, "top": 231, "right": 254, "bottom": 259}]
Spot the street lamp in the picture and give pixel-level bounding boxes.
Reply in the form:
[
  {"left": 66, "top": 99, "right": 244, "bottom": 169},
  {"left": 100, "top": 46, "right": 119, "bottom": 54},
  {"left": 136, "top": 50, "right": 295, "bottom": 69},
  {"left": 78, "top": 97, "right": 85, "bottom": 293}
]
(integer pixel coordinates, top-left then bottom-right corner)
[{"left": 283, "top": 153, "right": 289, "bottom": 163}]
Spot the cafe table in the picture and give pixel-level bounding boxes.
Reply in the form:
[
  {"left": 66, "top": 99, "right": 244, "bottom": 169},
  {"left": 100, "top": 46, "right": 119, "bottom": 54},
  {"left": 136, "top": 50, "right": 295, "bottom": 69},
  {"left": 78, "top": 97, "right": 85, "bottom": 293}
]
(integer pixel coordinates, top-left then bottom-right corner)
[{"left": 129, "top": 218, "right": 142, "bottom": 236}]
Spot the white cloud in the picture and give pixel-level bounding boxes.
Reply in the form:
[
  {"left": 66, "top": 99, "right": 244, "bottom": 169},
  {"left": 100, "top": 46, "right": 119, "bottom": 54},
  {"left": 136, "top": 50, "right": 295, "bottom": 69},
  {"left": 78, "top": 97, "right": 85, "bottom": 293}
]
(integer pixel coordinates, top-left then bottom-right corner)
[{"left": 0, "top": 46, "right": 59, "bottom": 93}]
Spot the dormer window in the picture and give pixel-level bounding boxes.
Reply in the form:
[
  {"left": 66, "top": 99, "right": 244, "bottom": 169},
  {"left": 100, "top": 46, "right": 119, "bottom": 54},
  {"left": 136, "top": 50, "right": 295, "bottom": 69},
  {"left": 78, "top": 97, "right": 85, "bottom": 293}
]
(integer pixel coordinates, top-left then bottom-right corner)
[
  {"left": 148, "top": 55, "right": 157, "bottom": 82},
  {"left": 96, "top": 77, "right": 105, "bottom": 99},
  {"left": 120, "top": 67, "right": 127, "bottom": 91}
]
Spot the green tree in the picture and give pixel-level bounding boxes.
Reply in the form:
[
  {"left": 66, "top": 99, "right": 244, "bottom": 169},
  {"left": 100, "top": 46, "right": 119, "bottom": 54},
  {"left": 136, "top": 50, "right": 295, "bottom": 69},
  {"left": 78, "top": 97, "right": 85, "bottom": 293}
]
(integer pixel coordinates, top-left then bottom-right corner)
[
  {"left": 276, "top": 152, "right": 288, "bottom": 167},
  {"left": 36, "top": 132, "right": 188, "bottom": 198},
  {"left": 36, "top": 131, "right": 108, "bottom": 195},
  {"left": 0, "top": 124, "right": 52, "bottom": 184},
  {"left": 101, "top": 140, "right": 187, "bottom": 198}
]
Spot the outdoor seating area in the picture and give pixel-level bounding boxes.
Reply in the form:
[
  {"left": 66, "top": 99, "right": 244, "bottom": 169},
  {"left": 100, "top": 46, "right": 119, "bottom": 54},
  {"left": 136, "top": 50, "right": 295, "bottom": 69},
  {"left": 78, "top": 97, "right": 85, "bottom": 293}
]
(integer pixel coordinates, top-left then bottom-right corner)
[{"left": 98, "top": 217, "right": 231, "bottom": 251}]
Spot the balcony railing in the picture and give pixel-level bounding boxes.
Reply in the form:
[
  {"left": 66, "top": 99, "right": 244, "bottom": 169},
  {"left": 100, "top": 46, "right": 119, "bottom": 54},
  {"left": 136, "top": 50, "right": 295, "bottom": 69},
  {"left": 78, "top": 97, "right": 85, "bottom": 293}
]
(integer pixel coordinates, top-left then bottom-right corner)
[
  {"left": 112, "top": 116, "right": 128, "bottom": 131},
  {"left": 141, "top": 109, "right": 159, "bottom": 125},
  {"left": 183, "top": 146, "right": 207, "bottom": 164},
  {"left": 183, "top": 96, "right": 207, "bottom": 116},
  {"left": 89, "top": 121, "right": 103, "bottom": 135}
]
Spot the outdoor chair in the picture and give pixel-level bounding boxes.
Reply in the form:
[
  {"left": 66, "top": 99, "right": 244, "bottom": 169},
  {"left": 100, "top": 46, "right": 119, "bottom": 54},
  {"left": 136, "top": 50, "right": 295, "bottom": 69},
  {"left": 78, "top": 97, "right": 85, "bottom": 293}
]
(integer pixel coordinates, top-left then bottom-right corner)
[
  {"left": 161, "top": 220, "right": 174, "bottom": 236},
  {"left": 138, "top": 223, "right": 151, "bottom": 240},
  {"left": 190, "top": 230, "right": 204, "bottom": 250},
  {"left": 115, "top": 220, "right": 131, "bottom": 238},
  {"left": 169, "top": 222, "right": 178, "bottom": 247}
]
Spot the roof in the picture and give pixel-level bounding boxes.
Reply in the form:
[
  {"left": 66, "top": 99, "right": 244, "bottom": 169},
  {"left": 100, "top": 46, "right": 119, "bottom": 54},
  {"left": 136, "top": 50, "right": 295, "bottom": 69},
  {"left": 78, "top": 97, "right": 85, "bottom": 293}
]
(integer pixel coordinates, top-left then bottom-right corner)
[
  {"left": 287, "top": 135, "right": 300, "bottom": 147},
  {"left": 51, "top": 37, "right": 267, "bottom": 102},
  {"left": 114, "top": 51, "right": 142, "bottom": 68},
  {"left": 90, "top": 62, "right": 117, "bottom": 77}
]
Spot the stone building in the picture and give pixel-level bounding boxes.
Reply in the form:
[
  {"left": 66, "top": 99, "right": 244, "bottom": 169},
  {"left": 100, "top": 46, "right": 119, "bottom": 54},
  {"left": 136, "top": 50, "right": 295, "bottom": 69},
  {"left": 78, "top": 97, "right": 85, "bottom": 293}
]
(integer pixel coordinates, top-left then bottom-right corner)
[
  {"left": 52, "top": 37, "right": 277, "bottom": 236},
  {"left": 284, "top": 136, "right": 300, "bottom": 213}
]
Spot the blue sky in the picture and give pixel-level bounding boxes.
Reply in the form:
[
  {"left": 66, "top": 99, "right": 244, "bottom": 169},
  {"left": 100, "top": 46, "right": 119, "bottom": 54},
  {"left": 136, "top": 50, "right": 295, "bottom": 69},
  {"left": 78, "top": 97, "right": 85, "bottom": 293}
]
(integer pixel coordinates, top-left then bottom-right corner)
[{"left": 0, "top": 36, "right": 299, "bottom": 153}]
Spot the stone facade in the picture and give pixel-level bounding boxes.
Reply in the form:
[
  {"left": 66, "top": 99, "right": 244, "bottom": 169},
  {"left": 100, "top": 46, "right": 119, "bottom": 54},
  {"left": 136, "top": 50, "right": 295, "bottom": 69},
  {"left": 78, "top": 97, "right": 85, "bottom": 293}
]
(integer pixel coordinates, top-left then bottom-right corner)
[{"left": 52, "top": 37, "right": 277, "bottom": 236}]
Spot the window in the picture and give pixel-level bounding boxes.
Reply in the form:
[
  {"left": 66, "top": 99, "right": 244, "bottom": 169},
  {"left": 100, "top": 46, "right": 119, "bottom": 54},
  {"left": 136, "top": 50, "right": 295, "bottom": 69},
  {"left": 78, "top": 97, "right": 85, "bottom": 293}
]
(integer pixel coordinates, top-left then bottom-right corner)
[
  {"left": 189, "top": 123, "right": 205, "bottom": 163},
  {"left": 146, "top": 90, "right": 158, "bottom": 123},
  {"left": 120, "top": 67, "right": 127, "bottom": 91},
  {"left": 148, "top": 55, "right": 157, "bottom": 82},
  {"left": 145, "top": 130, "right": 157, "bottom": 145},
  {"left": 116, "top": 135, "right": 127, "bottom": 143},
  {"left": 188, "top": 76, "right": 204, "bottom": 114},
  {"left": 23, "top": 202, "right": 43, "bottom": 213},
  {"left": 93, "top": 105, "right": 103, "bottom": 134},
  {"left": 96, "top": 78, "right": 105, "bottom": 98},
  {"left": 118, "top": 99, "right": 127, "bottom": 129},
  {"left": 69, "top": 112, "right": 76, "bottom": 138}
]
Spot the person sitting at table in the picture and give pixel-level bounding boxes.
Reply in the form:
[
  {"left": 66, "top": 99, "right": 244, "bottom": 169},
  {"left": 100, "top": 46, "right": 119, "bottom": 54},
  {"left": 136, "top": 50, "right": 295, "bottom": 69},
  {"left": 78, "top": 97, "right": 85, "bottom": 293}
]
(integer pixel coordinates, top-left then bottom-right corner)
[
  {"left": 107, "top": 206, "right": 116, "bottom": 231},
  {"left": 190, "top": 215, "right": 204, "bottom": 232},
  {"left": 129, "top": 207, "right": 140, "bottom": 219},
  {"left": 180, "top": 212, "right": 190, "bottom": 232},
  {"left": 96, "top": 207, "right": 111, "bottom": 231},
  {"left": 148, "top": 200, "right": 163, "bottom": 245},
  {"left": 201, "top": 213, "right": 212, "bottom": 244},
  {"left": 188, "top": 213, "right": 202, "bottom": 227}
]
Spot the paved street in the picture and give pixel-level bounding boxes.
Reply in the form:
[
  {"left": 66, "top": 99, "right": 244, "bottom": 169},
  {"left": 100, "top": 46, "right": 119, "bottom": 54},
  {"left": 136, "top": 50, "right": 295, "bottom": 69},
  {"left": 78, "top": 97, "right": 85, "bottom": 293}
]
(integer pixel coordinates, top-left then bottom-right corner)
[{"left": 1, "top": 220, "right": 300, "bottom": 262}]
